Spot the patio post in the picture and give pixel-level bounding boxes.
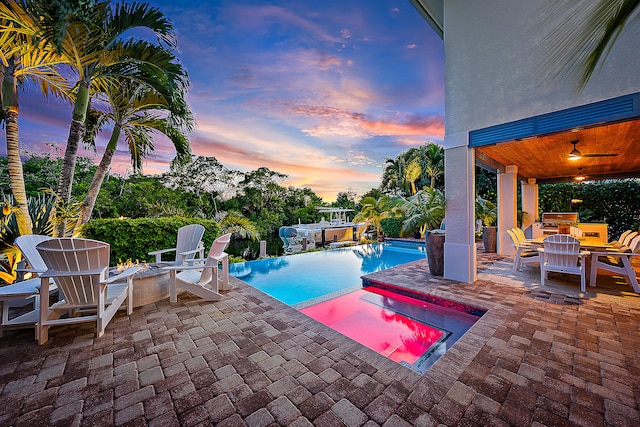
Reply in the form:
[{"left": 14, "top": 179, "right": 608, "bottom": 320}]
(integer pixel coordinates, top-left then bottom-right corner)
[
  {"left": 521, "top": 178, "right": 538, "bottom": 238},
  {"left": 443, "top": 132, "right": 476, "bottom": 283},
  {"left": 497, "top": 165, "right": 517, "bottom": 256}
]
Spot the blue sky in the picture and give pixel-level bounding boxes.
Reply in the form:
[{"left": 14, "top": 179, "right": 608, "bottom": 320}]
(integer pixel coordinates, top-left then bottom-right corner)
[{"left": 7, "top": 0, "right": 444, "bottom": 201}]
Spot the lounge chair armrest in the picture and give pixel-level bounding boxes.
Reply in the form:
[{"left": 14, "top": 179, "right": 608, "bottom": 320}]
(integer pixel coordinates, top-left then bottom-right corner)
[
  {"left": 179, "top": 248, "right": 202, "bottom": 257},
  {"left": 211, "top": 252, "right": 228, "bottom": 262},
  {"left": 103, "top": 267, "right": 142, "bottom": 284},
  {"left": 15, "top": 267, "right": 45, "bottom": 274},
  {"left": 591, "top": 251, "right": 639, "bottom": 257},
  {"left": 164, "top": 265, "right": 207, "bottom": 271},
  {"left": 40, "top": 267, "right": 108, "bottom": 278},
  {"left": 148, "top": 247, "right": 177, "bottom": 256}
]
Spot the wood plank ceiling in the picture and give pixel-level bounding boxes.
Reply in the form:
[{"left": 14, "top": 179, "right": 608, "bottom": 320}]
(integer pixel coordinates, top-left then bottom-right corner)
[{"left": 475, "top": 118, "right": 640, "bottom": 183}]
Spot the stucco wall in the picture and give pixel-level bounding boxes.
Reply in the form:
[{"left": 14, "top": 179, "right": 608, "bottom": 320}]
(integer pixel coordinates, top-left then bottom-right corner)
[{"left": 444, "top": 0, "right": 640, "bottom": 135}]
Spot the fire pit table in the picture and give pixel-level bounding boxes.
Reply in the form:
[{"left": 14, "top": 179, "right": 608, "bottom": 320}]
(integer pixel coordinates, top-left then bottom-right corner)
[{"left": 111, "top": 263, "right": 170, "bottom": 308}]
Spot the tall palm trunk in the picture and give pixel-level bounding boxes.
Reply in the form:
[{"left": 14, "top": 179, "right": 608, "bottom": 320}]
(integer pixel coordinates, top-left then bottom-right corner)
[
  {"left": 3, "top": 64, "right": 33, "bottom": 235},
  {"left": 74, "top": 124, "right": 121, "bottom": 232},
  {"left": 54, "top": 79, "right": 90, "bottom": 237}
]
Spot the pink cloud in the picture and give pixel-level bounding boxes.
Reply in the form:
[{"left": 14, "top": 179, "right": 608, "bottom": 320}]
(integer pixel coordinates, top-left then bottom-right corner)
[{"left": 284, "top": 103, "right": 444, "bottom": 139}]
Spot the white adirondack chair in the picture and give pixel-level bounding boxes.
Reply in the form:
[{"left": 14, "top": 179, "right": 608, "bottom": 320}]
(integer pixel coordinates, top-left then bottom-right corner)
[
  {"left": 0, "top": 235, "right": 57, "bottom": 337},
  {"left": 36, "top": 238, "right": 141, "bottom": 345},
  {"left": 589, "top": 235, "right": 640, "bottom": 293},
  {"left": 538, "top": 234, "right": 590, "bottom": 292},
  {"left": 507, "top": 229, "right": 539, "bottom": 273},
  {"left": 15, "top": 234, "right": 53, "bottom": 278},
  {"left": 149, "top": 224, "right": 205, "bottom": 265},
  {"left": 166, "top": 233, "right": 232, "bottom": 302}
]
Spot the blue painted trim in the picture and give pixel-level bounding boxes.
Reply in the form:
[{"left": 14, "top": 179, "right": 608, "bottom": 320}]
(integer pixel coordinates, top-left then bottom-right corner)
[{"left": 470, "top": 92, "right": 640, "bottom": 147}]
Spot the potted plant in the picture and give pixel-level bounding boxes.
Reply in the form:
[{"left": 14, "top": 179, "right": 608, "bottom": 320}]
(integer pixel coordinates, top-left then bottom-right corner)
[
  {"left": 476, "top": 197, "right": 497, "bottom": 253},
  {"left": 397, "top": 188, "right": 446, "bottom": 275}
]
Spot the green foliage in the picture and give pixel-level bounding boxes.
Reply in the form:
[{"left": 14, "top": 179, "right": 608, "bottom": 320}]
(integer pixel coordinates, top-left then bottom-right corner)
[
  {"left": 476, "top": 167, "right": 497, "bottom": 202},
  {"left": 396, "top": 188, "right": 446, "bottom": 235},
  {"left": 475, "top": 197, "right": 497, "bottom": 226},
  {"left": 380, "top": 217, "right": 406, "bottom": 237},
  {"left": 380, "top": 142, "right": 444, "bottom": 196},
  {"left": 79, "top": 216, "right": 220, "bottom": 266}
]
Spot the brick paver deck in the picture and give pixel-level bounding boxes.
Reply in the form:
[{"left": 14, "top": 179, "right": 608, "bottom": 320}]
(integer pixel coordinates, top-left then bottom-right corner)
[{"left": 1, "top": 249, "right": 639, "bottom": 426}]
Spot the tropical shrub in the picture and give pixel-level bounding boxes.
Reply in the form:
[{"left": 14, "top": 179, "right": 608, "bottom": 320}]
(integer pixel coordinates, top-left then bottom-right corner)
[
  {"left": 80, "top": 216, "right": 220, "bottom": 266},
  {"left": 380, "top": 217, "right": 406, "bottom": 237},
  {"left": 397, "top": 188, "right": 446, "bottom": 236}
]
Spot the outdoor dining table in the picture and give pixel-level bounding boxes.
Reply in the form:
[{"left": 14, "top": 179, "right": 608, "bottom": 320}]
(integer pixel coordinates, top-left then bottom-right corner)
[
  {"left": 529, "top": 235, "right": 613, "bottom": 250},
  {"left": 529, "top": 235, "right": 615, "bottom": 287}
]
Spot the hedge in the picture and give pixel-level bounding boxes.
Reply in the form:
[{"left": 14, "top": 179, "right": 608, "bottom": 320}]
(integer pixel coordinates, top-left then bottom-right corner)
[
  {"left": 80, "top": 216, "right": 221, "bottom": 266},
  {"left": 380, "top": 217, "right": 406, "bottom": 237}
]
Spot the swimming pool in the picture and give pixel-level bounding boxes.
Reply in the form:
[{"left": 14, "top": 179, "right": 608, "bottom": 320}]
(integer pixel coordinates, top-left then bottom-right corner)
[
  {"left": 229, "top": 243, "right": 425, "bottom": 305},
  {"left": 230, "top": 242, "right": 482, "bottom": 373}
]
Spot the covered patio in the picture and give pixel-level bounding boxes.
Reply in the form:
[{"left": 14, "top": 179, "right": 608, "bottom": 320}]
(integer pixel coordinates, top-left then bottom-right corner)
[{"left": 472, "top": 92, "right": 640, "bottom": 260}]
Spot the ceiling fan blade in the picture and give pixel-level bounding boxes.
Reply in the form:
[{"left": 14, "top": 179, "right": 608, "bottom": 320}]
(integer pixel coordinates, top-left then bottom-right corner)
[{"left": 582, "top": 153, "right": 619, "bottom": 157}]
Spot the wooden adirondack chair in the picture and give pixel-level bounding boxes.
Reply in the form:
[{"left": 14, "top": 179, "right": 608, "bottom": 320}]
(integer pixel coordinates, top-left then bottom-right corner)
[
  {"left": 149, "top": 224, "right": 205, "bottom": 265},
  {"left": 166, "top": 233, "right": 232, "bottom": 302},
  {"left": 36, "top": 238, "right": 141, "bottom": 345},
  {"left": 538, "top": 234, "right": 590, "bottom": 292},
  {"left": 589, "top": 235, "right": 640, "bottom": 293},
  {"left": 507, "top": 229, "right": 539, "bottom": 273}
]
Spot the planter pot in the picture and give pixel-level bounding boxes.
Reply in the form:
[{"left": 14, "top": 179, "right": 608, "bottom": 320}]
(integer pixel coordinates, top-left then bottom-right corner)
[
  {"left": 413, "top": 231, "right": 422, "bottom": 239},
  {"left": 482, "top": 226, "right": 497, "bottom": 253},
  {"left": 425, "top": 232, "right": 445, "bottom": 276}
]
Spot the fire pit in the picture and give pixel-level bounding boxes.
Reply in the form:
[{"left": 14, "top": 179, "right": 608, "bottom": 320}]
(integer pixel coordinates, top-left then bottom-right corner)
[{"left": 111, "top": 262, "right": 170, "bottom": 308}]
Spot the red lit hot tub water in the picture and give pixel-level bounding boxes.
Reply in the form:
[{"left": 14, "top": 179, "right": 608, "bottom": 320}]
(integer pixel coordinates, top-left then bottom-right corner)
[{"left": 301, "top": 287, "right": 480, "bottom": 369}]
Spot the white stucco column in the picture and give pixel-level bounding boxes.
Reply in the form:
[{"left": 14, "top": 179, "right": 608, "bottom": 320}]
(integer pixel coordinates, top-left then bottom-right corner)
[
  {"left": 443, "top": 132, "right": 476, "bottom": 283},
  {"left": 521, "top": 178, "right": 538, "bottom": 238},
  {"left": 497, "top": 165, "right": 517, "bottom": 255}
]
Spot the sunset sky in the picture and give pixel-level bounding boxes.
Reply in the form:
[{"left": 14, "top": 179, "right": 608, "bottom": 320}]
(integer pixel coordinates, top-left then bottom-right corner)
[{"left": 6, "top": 0, "right": 444, "bottom": 201}]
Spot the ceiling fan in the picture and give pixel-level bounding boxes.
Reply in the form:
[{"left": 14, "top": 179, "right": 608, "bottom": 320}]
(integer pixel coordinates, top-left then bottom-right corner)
[{"left": 568, "top": 140, "right": 618, "bottom": 160}]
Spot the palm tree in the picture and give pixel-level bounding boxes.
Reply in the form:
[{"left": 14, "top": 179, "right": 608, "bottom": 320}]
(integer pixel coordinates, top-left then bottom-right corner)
[
  {"left": 397, "top": 188, "right": 446, "bottom": 237},
  {"left": 0, "top": 17, "right": 69, "bottom": 235},
  {"left": 404, "top": 159, "right": 422, "bottom": 195},
  {"left": 214, "top": 210, "right": 260, "bottom": 241},
  {"left": 543, "top": 0, "right": 640, "bottom": 91},
  {"left": 73, "top": 80, "right": 193, "bottom": 233},
  {"left": 380, "top": 157, "right": 406, "bottom": 195},
  {"left": 1, "top": 0, "right": 186, "bottom": 235},
  {"left": 354, "top": 195, "right": 399, "bottom": 239},
  {"left": 424, "top": 143, "right": 444, "bottom": 189}
]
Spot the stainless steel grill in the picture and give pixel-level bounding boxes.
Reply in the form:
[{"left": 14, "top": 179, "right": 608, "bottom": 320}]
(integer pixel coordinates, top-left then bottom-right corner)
[{"left": 541, "top": 212, "right": 579, "bottom": 235}]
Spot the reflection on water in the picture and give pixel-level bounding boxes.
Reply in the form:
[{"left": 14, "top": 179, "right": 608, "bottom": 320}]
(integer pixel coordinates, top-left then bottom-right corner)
[
  {"left": 302, "top": 287, "right": 480, "bottom": 373},
  {"left": 229, "top": 243, "right": 425, "bottom": 305}
]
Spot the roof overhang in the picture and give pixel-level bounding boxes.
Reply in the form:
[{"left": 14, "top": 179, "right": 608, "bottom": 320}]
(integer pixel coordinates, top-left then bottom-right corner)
[
  {"left": 409, "top": 0, "right": 443, "bottom": 39},
  {"left": 472, "top": 92, "right": 640, "bottom": 183}
]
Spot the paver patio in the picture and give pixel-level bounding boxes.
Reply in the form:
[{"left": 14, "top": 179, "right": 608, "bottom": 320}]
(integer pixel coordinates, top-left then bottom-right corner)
[{"left": 1, "top": 249, "right": 639, "bottom": 426}]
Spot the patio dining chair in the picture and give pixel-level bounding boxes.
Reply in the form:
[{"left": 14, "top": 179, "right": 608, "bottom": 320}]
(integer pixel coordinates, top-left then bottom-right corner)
[
  {"left": 589, "top": 235, "right": 640, "bottom": 293},
  {"left": 539, "top": 234, "right": 590, "bottom": 292},
  {"left": 507, "top": 229, "right": 539, "bottom": 273},
  {"left": 148, "top": 224, "right": 205, "bottom": 266},
  {"left": 35, "top": 238, "right": 141, "bottom": 345},
  {"left": 166, "top": 233, "right": 232, "bottom": 302}
]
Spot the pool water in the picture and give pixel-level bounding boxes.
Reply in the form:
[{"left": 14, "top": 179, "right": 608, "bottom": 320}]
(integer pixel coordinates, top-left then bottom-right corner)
[
  {"left": 229, "top": 243, "right": 425, "bottom": 305},
  {"left": 300, "top": 286, "right": 480, "bottom": 373},
  {"left": 230, "top": 242, "right": 482, "bottom": 373}
]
